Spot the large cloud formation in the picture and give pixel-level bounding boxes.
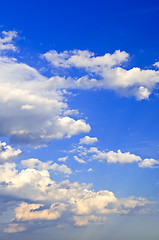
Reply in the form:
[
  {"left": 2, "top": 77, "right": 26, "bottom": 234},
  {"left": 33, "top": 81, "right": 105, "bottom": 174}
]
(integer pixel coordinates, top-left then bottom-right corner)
[
  {"left": 0, "top": 32, "right": 90, "bottom": 146},
  {"left": 0, "top": 159, "right": 153, "bottom": 231}
]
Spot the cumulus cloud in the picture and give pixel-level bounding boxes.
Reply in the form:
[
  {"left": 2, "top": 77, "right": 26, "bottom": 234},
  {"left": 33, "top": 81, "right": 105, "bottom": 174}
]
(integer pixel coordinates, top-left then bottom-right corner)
[
  {"left": 0, "top": 31, "right": 17, "bottom": 52},
  {"left": 138, "top": 158, "right": 159, "bottom": 168},
  {"left": 92, "top": 149, "right": 142, "bottom": 164},
  {"left": 90, "top": 148, "right": 159, "bottom": 168},
  {"left": 15, "top": 202, "right": 66, "bottom": 221},
  {"left": 0, "top": 141, "right": 22, "bottom": 164},
  {"left": 0, "top": 55, "right": 90, "bottom": 146},
  {"left": 43, "top": 49, "right": 159, "bottom": 100},
  {"left": 72, "top": 146, "right": 142, "bottom": 164},
  {"left": 21, "top": 158, "right": 72, "bottom": 175},
  {"left": 70, "top": 145, "right": 159, "bottom": 168},
  {"left": 79, "top": 136, "right": 98, "bottom": 145},
  {"left": 0, "top": 31, "right": 157, "bottom": 233},
  {"left": 0, "top": 160, "right": 154, "bottom": 231},
  {"left": 43, "top": 49, "right": 129, "bottom": 68}
]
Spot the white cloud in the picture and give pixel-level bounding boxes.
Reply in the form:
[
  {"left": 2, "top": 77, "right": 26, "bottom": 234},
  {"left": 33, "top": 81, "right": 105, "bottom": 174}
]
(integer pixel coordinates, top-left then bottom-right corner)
[
  {"left": 21, "top": 158, "right": 72, "bottom": 174},
  {"left": 43, "top": 50, "right": 159, "bottom": 100},
  {"left": 58, "top": 156, "right": 68, "bottom": 162},
  {"left": 153, "top": 62, "right": 159, "bottom": 68},
  {"left": 138, "top": 158, "right": 159, "bottom": 168},
  {"left": 70, "top": 190, "right": 117, "bottom": 215},
  {"left": 92, "top": 149, "right": 142, "bottom": 164},
  {"left": 74, "top": 156, "right": 86, "bottom": 164},
  {"left": 50, "top": 163, "right": 72, "bottom": 175},
  {"left": 43, "top": 49, "right": 128, "bottom": 68},
  {"left": 0, "top": 31, "right": 17, "bottom": 52},
  {"left": 88, "top": 168, "right": 93, "bottom": 172},
  {"left": 70, "top": 190, "right": 150, "bottom": 216},
  {"left": 0, "top": 161, "right": 154, "bottom": 229},
  {"left": 69, "top": 145, "right": 159, "bottom": 168},
  {"left": 79, "top": 136, "right": 98, "bottom": 145},
  {"left": 0, "top": 141, "right": 22, "bottom": 164},
  {"left": 15, "top": 202, "right": 66, "bottom": 221},
  {"left": 0, "top": 56, "right": 90, "bottom": 146},
  {"left": 21, "top": 104, "right": 35, "bottom": 110}
]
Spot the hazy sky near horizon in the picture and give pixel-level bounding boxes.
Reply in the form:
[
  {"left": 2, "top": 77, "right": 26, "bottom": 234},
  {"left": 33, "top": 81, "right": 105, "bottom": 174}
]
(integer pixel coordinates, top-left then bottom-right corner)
[{"left": 0, "top": 0, "right": 159, "bottom": 239}]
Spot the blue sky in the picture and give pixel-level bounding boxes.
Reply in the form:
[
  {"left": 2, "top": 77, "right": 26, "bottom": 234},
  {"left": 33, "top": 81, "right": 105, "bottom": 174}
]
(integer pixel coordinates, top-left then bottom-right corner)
[{"left": 0, "top": 0, "right": 159, "bottom": 239}]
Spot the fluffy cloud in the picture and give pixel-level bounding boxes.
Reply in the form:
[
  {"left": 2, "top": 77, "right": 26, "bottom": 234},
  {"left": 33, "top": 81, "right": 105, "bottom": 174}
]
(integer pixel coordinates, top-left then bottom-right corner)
[
  {"left": 70, "top": 145, "right": 159, "bottom": 168},
  {"left": 79, "top": 136, "right": 98, "bottom": 145},
  {"left": 138, "top": 158, "right": 159, "bottom": 168},
  {"left": 0, "top": 160, "right": 154, "bottom": 232},
  {"left": 0, "top": 141, "right": 22, "bottom": 164},
  {"left": 70, "top": 191, "right": 150, "bottom": 216},
  {"left": 0, "top": 54, "right": 90, "bottom": 146},
  {"left": 21, "top": 158, "right": 72, "bottom": 174},
  {"left": 0, "top": 31, "right": 17, "bottom": 52},
  {"left": 15, "top": 202, "right": 66, "bottom": 221},
  {"left": 92, "top": 149, "right": 142, "bottom": 164},
  {"left": 72, "top": 146, "right": 142, "bottom": 164},
  {"left": 43, "top": 50, "right": 159, "bottom": 100},
  {"left": 90, "top": 148, "right": 159, "bottom": 168},
  {"left": 43, "top": 49, "right": 129, "bottom": 68}
]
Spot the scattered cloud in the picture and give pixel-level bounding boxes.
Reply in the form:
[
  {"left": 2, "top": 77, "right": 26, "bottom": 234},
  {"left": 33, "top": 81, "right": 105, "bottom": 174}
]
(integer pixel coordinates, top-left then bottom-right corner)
[
  {"left": 88, "top": 168, "right": 93, "bottom": 172},
  {"left": 69, "top": 144, "right": 159, "bottom": 168},
  {"left": 0, "top": 30, "right": 158, "bottom": 235},
  {"left": 43, "top": 49, "right": 159, "bottom": 100},
  {"left": 92, "top": 149, "right": 142, "bottom": 164},
  {"left": 74, "top": 156, "right": 86, "bottom": 164},
  {"left": 58, "top": 156, "right": 68, "bottom": 162},
  {"left": 0, "top": 31, "right": 17, "bottom": 52},
  {"left": 79, "top": 136, "right": 98, "bottom": 145}
]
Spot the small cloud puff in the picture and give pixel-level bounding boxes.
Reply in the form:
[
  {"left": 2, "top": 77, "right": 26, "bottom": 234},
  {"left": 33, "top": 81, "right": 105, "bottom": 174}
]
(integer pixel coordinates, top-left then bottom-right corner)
[
  {"left": 58, "top": 156, "right": 68, "bottom": 162},
  {"left": 0, "top": 31, "right": 17, "bottom": 52},
  {"left": 79, "top": 136, "right": 98, "bottom": 145},
  {"left": 74, "top": 156, "right": 86, "bottom": 164}
]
